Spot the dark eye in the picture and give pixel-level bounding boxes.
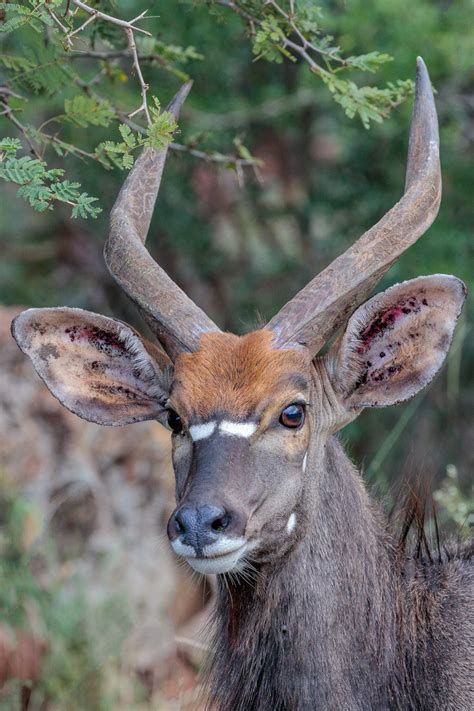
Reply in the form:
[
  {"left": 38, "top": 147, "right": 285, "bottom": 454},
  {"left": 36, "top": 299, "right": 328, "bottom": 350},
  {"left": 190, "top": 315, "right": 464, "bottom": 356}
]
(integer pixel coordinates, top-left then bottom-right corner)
[
  {"left": 167, "top": 409, "right": 183, "bottom": 434},
  {"left": 279, "top": 403, "right": 305, "bottom": 429}
]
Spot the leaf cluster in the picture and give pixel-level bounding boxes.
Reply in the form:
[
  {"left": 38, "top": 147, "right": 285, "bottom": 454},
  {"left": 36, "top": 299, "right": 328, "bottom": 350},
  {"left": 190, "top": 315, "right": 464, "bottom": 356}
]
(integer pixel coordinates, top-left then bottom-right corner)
[
  {"left": 0, "top": 138, "right": 101, "bottom": 218},
  {"left": 0, "top": 0, "right": 414, "bottom": 220},
  {"left": 208, "top": 1, "right": 413, "bottom": 127},
  {"left": 95, "top": 99, "right": 177, "bottom": 169}
]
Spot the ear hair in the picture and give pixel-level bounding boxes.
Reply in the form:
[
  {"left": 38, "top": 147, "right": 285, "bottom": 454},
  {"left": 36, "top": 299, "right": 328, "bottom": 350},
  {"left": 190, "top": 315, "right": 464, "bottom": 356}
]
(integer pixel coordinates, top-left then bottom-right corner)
[{"left": 116, "top": 324, "right": 173, "bottom": 399}]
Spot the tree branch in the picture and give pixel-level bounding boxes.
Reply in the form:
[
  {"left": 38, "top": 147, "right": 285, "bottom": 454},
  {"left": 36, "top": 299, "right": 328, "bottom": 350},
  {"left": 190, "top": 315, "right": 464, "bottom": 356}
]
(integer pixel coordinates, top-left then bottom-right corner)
[
  {"left": 0, "top": 100, "right": 42, "bottom": 160},
  {"left": 67, "top": 1, "right": 151, "bottom": 36},
  {"left": 48, "top": 0, "right": 154, "bottom": 123},
  {"left": 124, "top": 27, "right": 151, "bottom": 125},
  {"left": 214, "top": 0, "right": 341, "bottom": 75}
]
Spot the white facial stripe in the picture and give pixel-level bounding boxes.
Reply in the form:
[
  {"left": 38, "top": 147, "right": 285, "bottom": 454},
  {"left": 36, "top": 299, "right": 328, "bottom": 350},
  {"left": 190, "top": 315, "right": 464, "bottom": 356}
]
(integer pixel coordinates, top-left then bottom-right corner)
[
  {"left": 188, "top": 420, "right": 257, "bottom": 441},
  {"left": 302, "top": 452, "right": 308, "bottom": 472},
  {"left": 286, "top": 512, "right": 297, "bottom": 534},
  {"left": 189, "top": 421, "right": 217, "bottom": 441},
  {"left": 219, "top": 421, "right": 257, "bottom": 438}
]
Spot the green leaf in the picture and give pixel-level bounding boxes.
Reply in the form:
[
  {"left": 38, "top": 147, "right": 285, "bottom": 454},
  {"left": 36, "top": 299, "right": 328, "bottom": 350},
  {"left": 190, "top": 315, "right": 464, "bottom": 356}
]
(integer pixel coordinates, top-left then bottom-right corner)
[
  {"left": 0, "top": 54, "right": 35, "bottom": 71},
  {"left": 0, "top": 137, "right": 22, "bottom": 156},
  {"left": 0, "top": 155, "right": 45, "bottom": 184},
  {"left": 71, "top": 194, "right": 102, "bottom": 219},
  {"left": 322, "top": 74, "right": 414, "bottom": 128},
  {"left": 17, "top": 178, "right": 53, "bottom": 211},
  {"left": 145, "top": 98, "right": 178, "bottom": 150},
  {"left": 0, "top": 153, "right": 100, "bottom": 219},
  {"left": 118, "top": 124, "right": 137, "bottom": 149},
  {"left": 121, "top": 153, "right": 134, "bottom": 170},
  {"left": 346, "top": 52, "right": 393, "bottom": 73},
  {"left": 64, "top": 96, "right": 115, "bottom": 128},
  {"left": 13, "top": 42, "right": 70, "bottom": 95}
]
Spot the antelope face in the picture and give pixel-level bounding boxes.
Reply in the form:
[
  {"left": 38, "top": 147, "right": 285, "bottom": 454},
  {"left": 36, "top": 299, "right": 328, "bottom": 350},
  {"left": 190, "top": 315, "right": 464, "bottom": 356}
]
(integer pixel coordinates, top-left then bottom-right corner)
[{"left": 166, "top": 330, "right": 312, "bottom": 574}]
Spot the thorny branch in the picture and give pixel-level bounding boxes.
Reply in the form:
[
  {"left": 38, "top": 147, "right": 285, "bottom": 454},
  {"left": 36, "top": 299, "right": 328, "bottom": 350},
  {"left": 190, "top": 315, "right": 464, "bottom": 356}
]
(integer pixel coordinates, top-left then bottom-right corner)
[
  {"left": 124, "top": 27, "right": 151, "bottom": 124},
  {"left": 67, "top": 1, "right": 151, "bottom": 37},
  {"left": 0, "top": 98, "right": 42, "bottom": 159},
  {"left": 69, "top": 74, "right": 261, "bottom": 176},
  {"left": 215, "top": 0, "right": 343, "bottom": 76},
  {"left": 2, "top": 1, "right": 260, "bottom": 180},
  {"left": 117, "top": 111, "right": 261, "bottom": 184},
  {"left": 46, "top": 0, "right": 154, "bottom": 124},
  {"left": 265, "top": 0, "right": 347, "bottom": 65}
]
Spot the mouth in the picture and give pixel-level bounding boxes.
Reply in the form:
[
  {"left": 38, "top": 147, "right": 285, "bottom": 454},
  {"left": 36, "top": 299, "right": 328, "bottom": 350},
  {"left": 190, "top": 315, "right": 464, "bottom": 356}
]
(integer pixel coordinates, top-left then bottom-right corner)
[
  {"left": 170, "top": 537, "right": 253, "bottom": 575},
  {"left": 186, "top": 546, "right": 247, "bottom": 575}
]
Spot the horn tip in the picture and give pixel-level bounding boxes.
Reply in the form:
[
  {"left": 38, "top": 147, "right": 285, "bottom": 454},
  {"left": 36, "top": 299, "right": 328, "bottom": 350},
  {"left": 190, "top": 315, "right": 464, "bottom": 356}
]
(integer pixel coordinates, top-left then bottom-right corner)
[
  {"left": 415, "top": 56, "right": 432, "bottom": 94},
  {"left": 166, "top": 81, "right": 193, "bottom": 120}
]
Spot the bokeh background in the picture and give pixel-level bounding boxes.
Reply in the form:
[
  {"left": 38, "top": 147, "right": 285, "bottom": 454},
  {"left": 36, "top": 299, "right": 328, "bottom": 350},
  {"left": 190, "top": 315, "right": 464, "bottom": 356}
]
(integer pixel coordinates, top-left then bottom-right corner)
[{"left": 1, "top": 1, "right": 473, "bottom": 708}]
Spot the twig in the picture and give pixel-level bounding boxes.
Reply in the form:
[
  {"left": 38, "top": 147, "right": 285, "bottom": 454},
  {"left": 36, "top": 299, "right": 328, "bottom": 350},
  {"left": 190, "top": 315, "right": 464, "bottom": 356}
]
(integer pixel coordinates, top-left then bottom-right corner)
[
  {"left": 266, "top": 0, "right": 346, "bottom": 65},
  {"left": 124, "top": 27, "right": 151, "bottom": 125},
  {"left": 0, "top": 85, "right": 25, "bottom": 101},
  {"left": 0, "top": 100, "right": 42, "bottom": 160},
  {"left": 215, "top": 0, "right": 341, "bottom": 74},
  {"left": 68, "top": 0, "right": 151, "bottom": 36},
  {"left": 215, "top": 0, "right": 258, "bottom": 24},
  {"left": 46, "top": 5, "right": 71, "bottom": 42},
  {"left": 68, "top": 12, "right": 96, "bottom": 40},
  {"left": 35, "top": 130, "right": 100, "bottom": 164},
  {"left": 118, "top": 110, "right": 259, "bottom": 170},
  {"left": 170, "top": 141, "right": 259, "bottom": 169},
  {"left": 48, "top": 1, "right": 153, "bottom": 125}
]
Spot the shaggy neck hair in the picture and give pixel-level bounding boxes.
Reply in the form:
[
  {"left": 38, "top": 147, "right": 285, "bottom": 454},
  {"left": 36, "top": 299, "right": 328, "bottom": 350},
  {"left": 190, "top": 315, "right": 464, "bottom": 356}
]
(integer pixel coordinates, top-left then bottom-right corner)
[{"left": 205, "top": 437, "right": 473, "bottom": 711}]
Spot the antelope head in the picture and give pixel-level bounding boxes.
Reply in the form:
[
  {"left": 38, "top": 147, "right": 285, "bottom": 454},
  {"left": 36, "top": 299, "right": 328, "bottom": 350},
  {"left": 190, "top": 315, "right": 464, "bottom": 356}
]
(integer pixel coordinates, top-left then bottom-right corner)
[{"left": 12, "top": 60, "right": 466, "bottom": 575}]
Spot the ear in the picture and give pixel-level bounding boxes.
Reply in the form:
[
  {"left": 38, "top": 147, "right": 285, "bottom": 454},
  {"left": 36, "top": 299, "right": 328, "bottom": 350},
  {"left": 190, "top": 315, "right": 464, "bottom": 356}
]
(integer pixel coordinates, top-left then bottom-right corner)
[
  {"left": 330, "top": 275, "right": 466, "bottom": 409},
  {"left": 11, "top": 308, "right": 172, "bottom": 426}
]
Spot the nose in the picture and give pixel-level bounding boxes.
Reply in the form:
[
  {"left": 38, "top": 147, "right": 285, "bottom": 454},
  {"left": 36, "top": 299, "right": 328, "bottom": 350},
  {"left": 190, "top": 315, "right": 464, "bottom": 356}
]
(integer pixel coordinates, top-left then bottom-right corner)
[{"left": 167, "top": 504, "right": 244, "bottom": 554}]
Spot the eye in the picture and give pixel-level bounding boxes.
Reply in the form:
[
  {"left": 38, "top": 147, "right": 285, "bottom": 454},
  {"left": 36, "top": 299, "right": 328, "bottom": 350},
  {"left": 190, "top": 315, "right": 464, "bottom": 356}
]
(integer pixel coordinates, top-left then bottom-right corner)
[
  {"left": 167, "top": 409, "right": 183, "bottom": 434},
  {"left": 279, "top": 403, "right": 305, "bottom": 429}
]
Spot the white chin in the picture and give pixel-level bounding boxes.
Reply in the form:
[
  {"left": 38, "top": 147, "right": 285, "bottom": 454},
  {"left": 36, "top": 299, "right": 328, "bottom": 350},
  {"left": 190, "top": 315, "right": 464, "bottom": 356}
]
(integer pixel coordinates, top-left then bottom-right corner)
[{"left": 186, "top": 548, "right": 245, "bottom": 575}]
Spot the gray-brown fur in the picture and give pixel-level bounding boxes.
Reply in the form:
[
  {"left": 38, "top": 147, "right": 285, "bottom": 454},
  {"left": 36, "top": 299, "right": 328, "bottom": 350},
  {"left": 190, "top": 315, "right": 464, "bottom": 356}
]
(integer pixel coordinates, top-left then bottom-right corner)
[{"left": 206, "top": 436, "right": 473, "bottom": 711}]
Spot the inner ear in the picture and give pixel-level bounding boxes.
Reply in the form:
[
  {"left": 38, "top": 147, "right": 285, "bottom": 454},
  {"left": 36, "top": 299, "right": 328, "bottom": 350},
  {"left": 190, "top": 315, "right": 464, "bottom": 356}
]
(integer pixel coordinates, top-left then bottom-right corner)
[
  {"left": 11, "top": 307, "right": 173, "bottom": 426},
  {"left": 332, "top": 275, "right": 466, "bottom": 409}
]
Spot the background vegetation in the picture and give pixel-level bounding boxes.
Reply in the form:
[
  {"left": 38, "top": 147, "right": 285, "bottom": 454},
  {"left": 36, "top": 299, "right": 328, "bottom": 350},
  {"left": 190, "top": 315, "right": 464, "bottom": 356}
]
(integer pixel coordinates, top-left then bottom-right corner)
[{"left": 1, "top": 1, "right": 472, "bottom": 707}]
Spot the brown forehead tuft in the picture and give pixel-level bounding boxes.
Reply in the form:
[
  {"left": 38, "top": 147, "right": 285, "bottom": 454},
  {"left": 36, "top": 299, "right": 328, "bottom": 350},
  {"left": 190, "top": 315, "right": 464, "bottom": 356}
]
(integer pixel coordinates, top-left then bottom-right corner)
[{"left": 172, "top": 330, "right": 310, "bottom": 420}]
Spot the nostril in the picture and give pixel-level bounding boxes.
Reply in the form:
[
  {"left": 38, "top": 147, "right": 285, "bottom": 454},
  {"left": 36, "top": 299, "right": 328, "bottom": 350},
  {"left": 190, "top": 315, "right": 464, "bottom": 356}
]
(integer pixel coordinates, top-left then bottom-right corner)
[
  {"left": 211, "top": 513, "right": 231, "bottom": 532},
  {"left": 174, "top": 510, "right": 186, "bottom": 535}
]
